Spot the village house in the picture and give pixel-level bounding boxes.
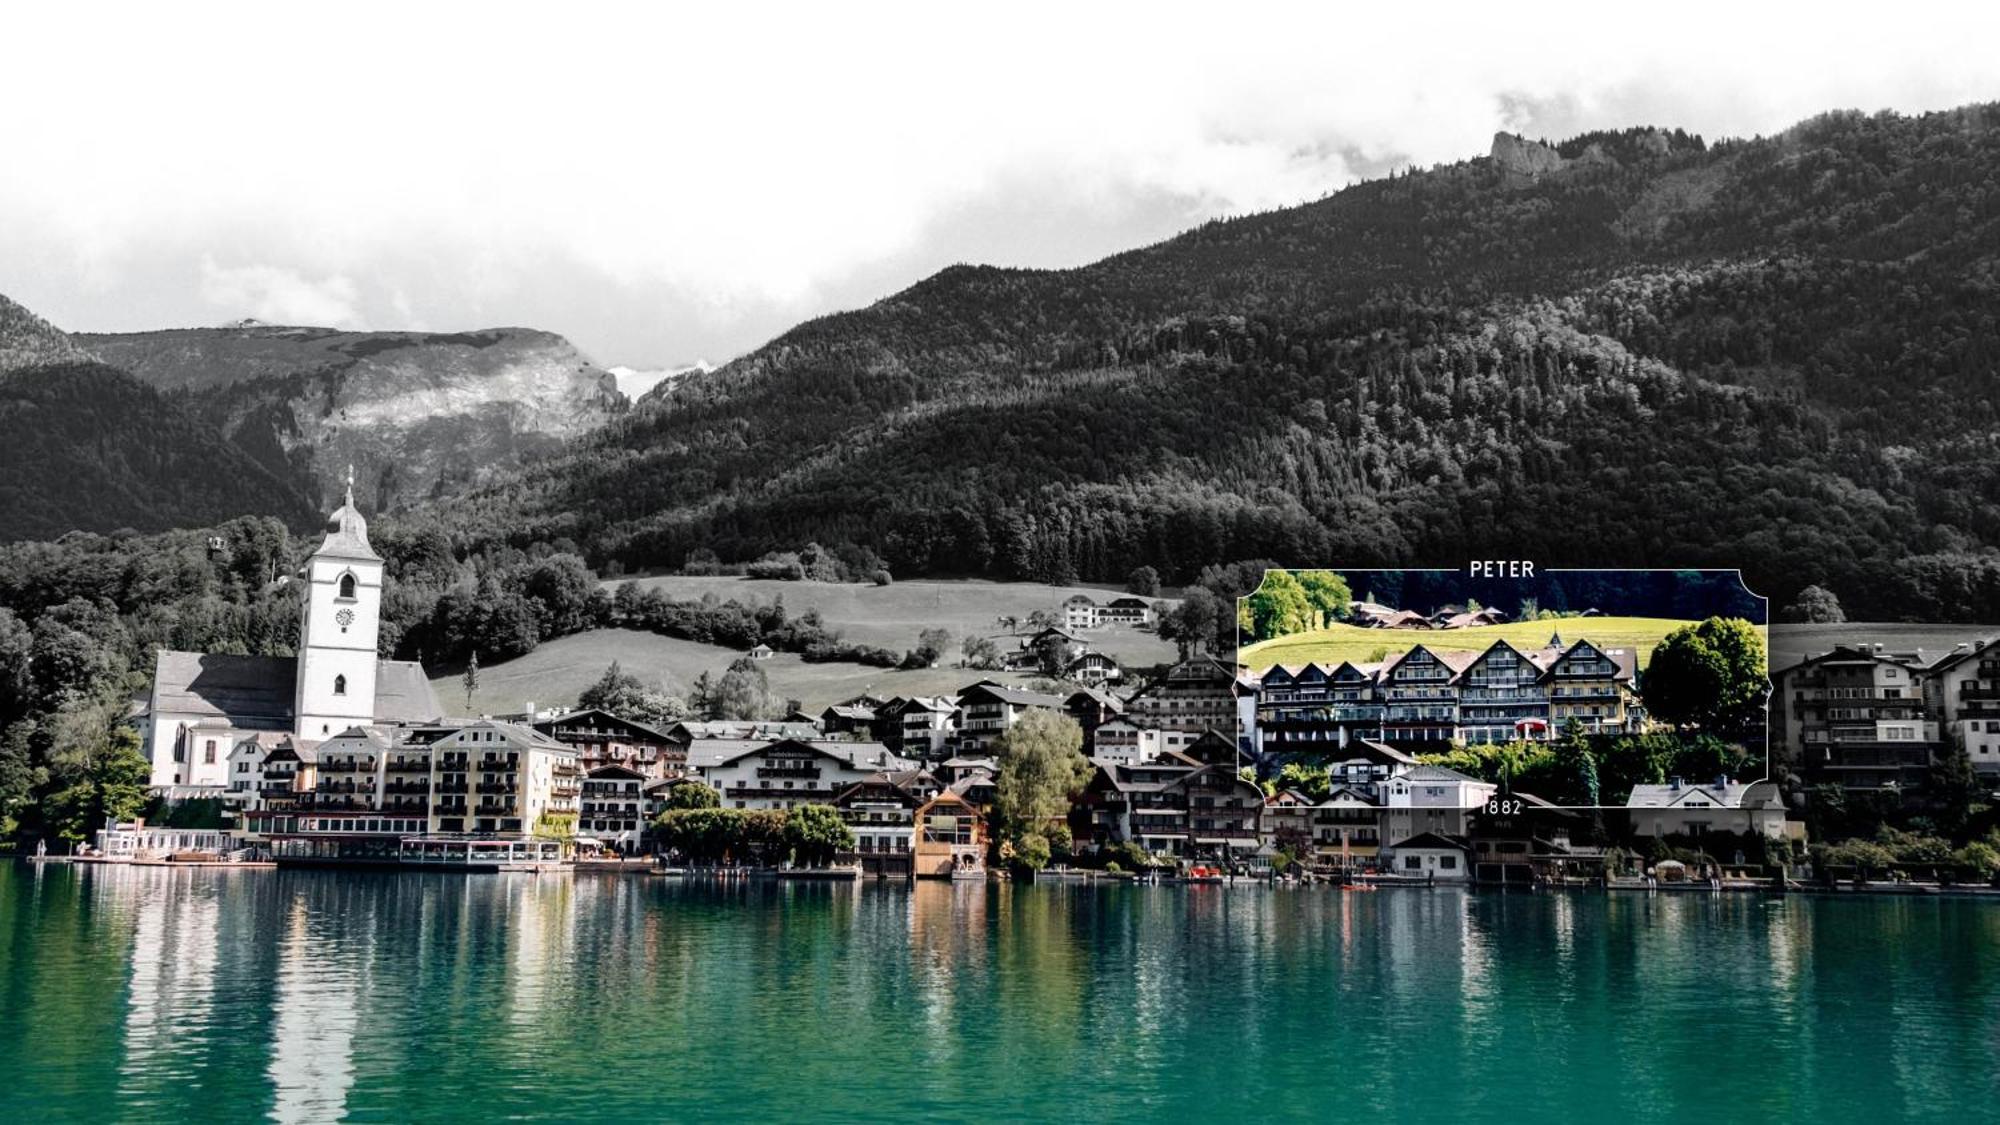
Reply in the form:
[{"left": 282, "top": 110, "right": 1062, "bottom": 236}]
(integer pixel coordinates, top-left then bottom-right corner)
[
  {"left": 532, "top": 708, "right": 681, "bottom": 779},
  {"left": 1075, "top": 753, "right": 1201, "bottom": 855},
  {"left": 1624, "top": 778, "right": 1789, "bottom": 839},
  {"left": 580, "top": 764, "right": 650, "bottom": 852},
  {"left": 1926, "top": 639, "right": 2000, "bottom": 780},
  {"left": 1062, "top": 593, "right": 1100, "bottom": 631},
  {"left": 1384, "top": 831, "right": 1473, "bottom": 882},
  {"left": 427, "top": 720, "right": 581, "bottom": 838},
  {"left": 1378, "top": 646, "right": 1474, "bottom": 746},
  {"left": 1064, "top": 650, "right": 1125, "bottom": 688},
  {"left": 1542, "top": 635, "right": 1643, "bottom": 734},
  {"left": 1305, "top": 786, "right": 1385, "bottom": 869},
  {"left": 1774, "top": 644, "right": 1938, "bottom": 792},
  {"left": 1124, "top": 657, "right": 1239, "bottom": 759},
  {"left": 1097, "top": 596, "right": 1155, "bottom": 626},
  {"left": 697, "top": 738, "right": 915, "bottom": 810},
  {"left": 1457, "top": 640, "right": 1554, "bottom": 745},
  {"left": 883, "top": 695, "right": 958, "bottom": 761},
  {"left": 912, "top": 783, "right": 988, "bottom": 877},
  {"left": 1179, "top": 763, "right": 1264, "bottom": 863},
  {"left": 1467, "top": 793, "right": 1588, "bottom": 885},
  {"left": 835, "top": 773, "right": 929, "bottom": 876},
  {"left": 1379, "top": 763, "right": 1497, "bottom": 851},
  {"left": 953, "top": 682, "right": 1066, "bottom": 755}
]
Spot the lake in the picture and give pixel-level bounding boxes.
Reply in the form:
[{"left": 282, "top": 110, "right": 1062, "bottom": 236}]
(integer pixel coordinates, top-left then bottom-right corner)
[{"left": 4, "top": 863, "right": 1998, "bottom": 1123}]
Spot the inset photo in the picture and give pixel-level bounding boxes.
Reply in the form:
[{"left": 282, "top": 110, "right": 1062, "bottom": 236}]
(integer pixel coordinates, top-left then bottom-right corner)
[{"left": 1235, "top": 567, "right": 1773, "bottom": 873}]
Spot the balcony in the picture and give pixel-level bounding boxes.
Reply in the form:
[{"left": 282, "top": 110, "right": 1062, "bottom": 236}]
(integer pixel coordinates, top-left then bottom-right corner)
[
  {"left": 475, "top": 781, "right": 518, "bottom": 795},
  {"left": 386, "top": 760, "right": 431, "bottom": 774},
  {"left": 757, "top": 766, "right": 821, "bottom": 779}
]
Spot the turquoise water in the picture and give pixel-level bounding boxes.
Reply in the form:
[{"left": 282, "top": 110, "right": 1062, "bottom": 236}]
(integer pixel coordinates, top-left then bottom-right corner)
[{"left": 4, "top": 864, "right": 1999, "bottom": 1123}]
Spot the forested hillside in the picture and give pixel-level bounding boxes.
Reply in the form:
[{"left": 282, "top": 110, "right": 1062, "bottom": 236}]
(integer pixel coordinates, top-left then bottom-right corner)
[
  {"left": 431, "top": 106, "right": 2000, "bottom": 620},
  {"left": 0, "top": 296, "right": 318, "bottom": 540},
  {"left": 82, "top": 323, "right": 628, "bottom": 513}
]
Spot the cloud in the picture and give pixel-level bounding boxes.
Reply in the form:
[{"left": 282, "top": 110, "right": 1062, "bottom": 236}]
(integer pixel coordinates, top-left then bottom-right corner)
[
  {"left": 198, "top": 260, "right": 364, "bottom": 329},
  {"left": 2, "top": 1, "right": 1997, "bottom": 366}
]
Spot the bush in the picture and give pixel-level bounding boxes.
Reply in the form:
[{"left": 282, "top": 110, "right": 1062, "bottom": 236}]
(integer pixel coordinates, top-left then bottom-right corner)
[{"left": 871, "top": 569, "right": 893, "bottom": 587}]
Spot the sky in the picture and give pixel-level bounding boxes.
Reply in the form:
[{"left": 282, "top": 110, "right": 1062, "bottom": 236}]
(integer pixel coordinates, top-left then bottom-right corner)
[{"left": 4, "top": 2, "right": 1996, "bottom": 371}]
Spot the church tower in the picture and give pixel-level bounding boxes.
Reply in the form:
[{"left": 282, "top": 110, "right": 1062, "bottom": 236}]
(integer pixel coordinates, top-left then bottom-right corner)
[{"left": 295, "top": 468, "right": 383, "bottom": 739}]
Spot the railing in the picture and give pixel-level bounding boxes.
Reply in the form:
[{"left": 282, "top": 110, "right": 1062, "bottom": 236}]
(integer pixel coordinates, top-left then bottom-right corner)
[
  {"left": 757, "top": 766, "right": 821, "bottom": 779},
  {"left": 475, "top": 782, "right": 517, "bottom": 794}
]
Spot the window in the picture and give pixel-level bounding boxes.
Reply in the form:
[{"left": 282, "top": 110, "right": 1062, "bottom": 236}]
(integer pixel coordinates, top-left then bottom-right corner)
[
  {"left": 334, "top": 675, "right": 347, "bottom": 696},
  {"left": 338, "top": 573, "right": 357, "bottom": 599},
  {"left": 1439, "top": 856, "right": 1457, "bottom": 870},
  {"left": 204, "top": 740, "right": 217, "bottom": 765},
  {"left": 1403, "top": 855, "right": 1421, "bottom": 870}
]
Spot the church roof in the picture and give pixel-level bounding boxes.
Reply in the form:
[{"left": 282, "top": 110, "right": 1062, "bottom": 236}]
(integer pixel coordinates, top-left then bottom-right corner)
[
  {"left": 314, "top": 470, "right": 381, "bottom": 562},
  {"left": 150, "top": 652, "right": 296, "bottom": 730},
  {"left": 148, "top": 651, "right": 443, "bottom": 727},
  {"left": 374, "top": 661, "right": 445, "bottom": 723}
]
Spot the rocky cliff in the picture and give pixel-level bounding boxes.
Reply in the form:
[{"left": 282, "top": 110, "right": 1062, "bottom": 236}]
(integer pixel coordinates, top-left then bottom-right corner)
[{"left": 81, "top": 324, "right": 627, "bottom": 512}]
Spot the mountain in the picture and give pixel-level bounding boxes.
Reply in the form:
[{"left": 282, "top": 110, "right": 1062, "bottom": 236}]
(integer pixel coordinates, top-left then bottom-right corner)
[
  {"left": 0, "top": 297, "right": 317, "bottom": 539},
  {"left": 440, "top": 106, "right": 2000, "bottom": 621},
  {"left": 80, "top": 323, "right": 627, "bottom": 512}
]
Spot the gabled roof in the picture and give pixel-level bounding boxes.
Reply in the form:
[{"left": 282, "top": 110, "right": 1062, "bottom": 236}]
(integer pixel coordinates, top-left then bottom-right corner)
[
  {"left": 1377, "top": 645, "right": 1478, "bottom": 681},
  {"left": 1317, "top": 785, "right": 1381, "bottom": 808},
  {"left": 440, "top": 719, "right": 574, "bottom": 752},
  {"left": 586, "top": 764, "right": 648, "bottom": 780},
  {"left": 1393, "top": 831, "right": 1471, "bottom": 851},
  {"left": 533, "top": 708, "right": 674, "bottom": 742},
  {"left": 1925, "top": 638, "right": 1999, "bottom": 675},
  {"left": 1625, "top": 779, "right": 1779, "bottom": 810},
  {"left": 707, "top": 738, "right": 914, "bottom": 773},
  {"left": 1393, "top": 763, "right": 1486, "bottom": 785},
  {"left": 150, "top": 651, "right": 296, "bottom": 729},
  {"left": 1106, "top": 597, "right": 1152, "bottom": 610},
  {"left": 957, "top": 682, "right": 1066, "bottom": 709}
]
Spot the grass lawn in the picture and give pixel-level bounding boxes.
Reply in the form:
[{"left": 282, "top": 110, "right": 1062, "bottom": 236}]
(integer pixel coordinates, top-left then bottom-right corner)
[
  {"left": 432, "top": 627, "right": 1054, "bottom": 716},
  {"left": 1767, "top": 622, "right": 2000, "bottom": 673},
  {"left": 610, "top": 575, "right": 1181, "bottom": 667},
  {"left": 1237, "top": 616, "right": 1721, "bottom": 672}
]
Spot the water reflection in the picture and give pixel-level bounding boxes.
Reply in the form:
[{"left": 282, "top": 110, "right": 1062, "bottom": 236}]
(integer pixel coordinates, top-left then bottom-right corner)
[{"left": 5, "top": 865, "right": 2000, "bottom": 1123}]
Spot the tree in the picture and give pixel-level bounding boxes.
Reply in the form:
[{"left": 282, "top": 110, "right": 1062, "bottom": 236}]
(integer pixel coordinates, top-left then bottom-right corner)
[
  {"left": 1010, "top": 832, "right": 1051, "bottom": 872},
  {"left": 1780, "top": 585, "right": 1846, "bottom": 624},
  {"left": 1932, "top": 735, "right": 1984, "bottom": 835},
  {"left": 462, "top": 650, "right": 480, "bottom": 713},
  {"left": 784, "top": 803, "right": 854, "bottom": 868},
  {"left": 711, "top": 656, "right": 771, "bottom": 720},
  {"left": 1243, "top": 569, "right": 1313, "bottom": 642},
  {"left": 992, "top": 710, "right": 1090, "bottom": 843},
  {"left": 1126, "top": 566, "right": 1162, "bottom": 596},
  {"left": 578, "top": 660, "right": 688, "bottom": 725},
  {"left": 1159, "top": 587, "right": 1230, "bottom": 659},
  {"left": 1553, "top": 720, "right": 1600, "bottom": 806},
  {"left": 664, "top": 780, "right": 720, "bottom": 811},
  {"left": 962, "top": 635, "right": 1003, "bottom": 670},
  {"left": 1641, "top": 617, "right": 1768, "bottom": 736},
  {"left": 1034, "top": 634, "right": 1072, "bottom": 678},
  {"left": 45, "top": 725, "right": 150, "bottom": 845},
  {"left": 1294, "top": 570, "right": 1353, "bottom": 628},
  {"left": 1275, "top": 761, "right": 1331, "bottom": 800},
  {"left": 913, "top": 627, "right": 952, "bottom": 667}
]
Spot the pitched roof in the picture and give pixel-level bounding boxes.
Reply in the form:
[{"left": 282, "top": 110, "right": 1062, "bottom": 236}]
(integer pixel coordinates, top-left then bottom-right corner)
[
  {"left": 374, "top": 660, "right": 444, "bottom": 723},
  {"left": 151, "top": 651, "right": 295, "bottom": 729},
  {"left": 1393, "top": 831, "right": 1471, "bottom": 851},
  {"left": 958, "top": 682, "right": 1066, "bottom": 708},
  {"left": 1625, "top": 780, "right": 1778, "bottom": 810}
]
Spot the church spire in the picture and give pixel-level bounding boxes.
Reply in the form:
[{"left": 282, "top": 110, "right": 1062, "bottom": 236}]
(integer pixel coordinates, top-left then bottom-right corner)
[
  {"left": 343, "top": 463, "right": 355, "bottom": 508},
  {"left": 314, "top": 464, "right": 381, "bottom": 562}
]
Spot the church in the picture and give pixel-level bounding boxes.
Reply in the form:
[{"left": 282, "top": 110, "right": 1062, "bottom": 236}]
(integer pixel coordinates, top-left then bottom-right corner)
[{"left": 144, "top": 476, "right": 444, "bottom": 791}]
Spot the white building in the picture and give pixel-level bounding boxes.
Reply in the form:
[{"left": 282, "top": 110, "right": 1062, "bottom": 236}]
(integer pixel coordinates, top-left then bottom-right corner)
[
  {"left": 698, "top": 738, "right": 916, "bottom": 810},
  {"left": 1625, "top": 779, "right": 1789, "bottom": 839},
  {"left": 1929, "top": 639, "right": 2000, "bottom": 779},
  {"left": 428, "top": 720, "right": 580, "bottom": 837},
  {"left": 1379, "top": 764, "right": 1497, "bottom": 848},
  {"left": 143, "top": 473, "right": 442, "bottom": 791}
]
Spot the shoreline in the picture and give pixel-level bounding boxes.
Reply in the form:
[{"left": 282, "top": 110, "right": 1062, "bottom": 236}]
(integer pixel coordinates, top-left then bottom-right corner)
[{"left": 19, "top": 856, "right": 2000, "bottom": 899}]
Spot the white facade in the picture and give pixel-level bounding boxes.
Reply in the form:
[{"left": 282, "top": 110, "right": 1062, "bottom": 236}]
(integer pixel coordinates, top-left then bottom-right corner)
[
  {"left": 699, "top": 739, "right": 913, "bottom": 810},
  {"left": 1379, "top": 765, "right": 1496, "bottom": 846},
  {"left": 295, "top": 479, "right": 384, "bottom": 740},
  {"left": 1626, "top": 779, "right": 1789, "bottom": 839}
]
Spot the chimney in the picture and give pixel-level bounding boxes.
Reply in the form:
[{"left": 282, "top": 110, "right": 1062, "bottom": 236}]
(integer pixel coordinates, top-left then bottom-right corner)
[
  {"left": 524, "top": 701, "right": 536, "bottom": 718},
  {"left": 1668, "top": 777, "right": 1682, "bottom": 791}
]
